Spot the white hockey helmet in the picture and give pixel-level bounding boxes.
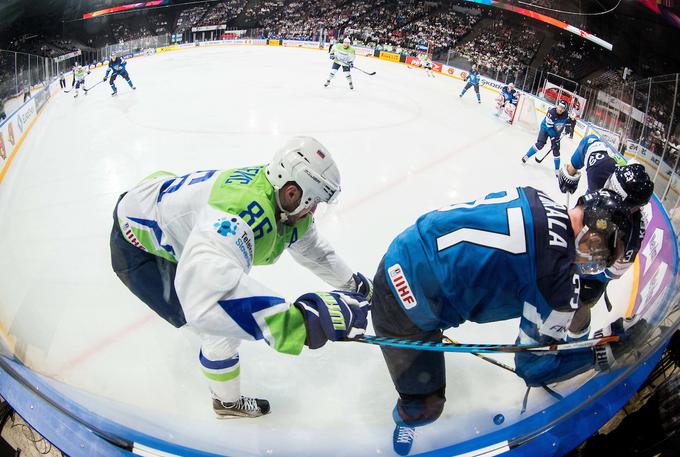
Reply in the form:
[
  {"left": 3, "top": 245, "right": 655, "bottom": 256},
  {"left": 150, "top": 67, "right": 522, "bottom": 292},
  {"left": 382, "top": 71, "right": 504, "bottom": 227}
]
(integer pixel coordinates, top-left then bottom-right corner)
[
  {"left": 343, "top": 37, "right": 351, "bottom": 45},
  {"left": 265, "top": 137, "right": 341, "bottom": 218}
]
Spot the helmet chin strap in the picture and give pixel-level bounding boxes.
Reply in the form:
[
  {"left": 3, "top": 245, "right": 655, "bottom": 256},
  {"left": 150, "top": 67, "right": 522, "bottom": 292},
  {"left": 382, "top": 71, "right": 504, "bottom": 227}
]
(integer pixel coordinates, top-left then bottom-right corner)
[{"left": 274, "top": 189, "right": 307, "bottom": 223}]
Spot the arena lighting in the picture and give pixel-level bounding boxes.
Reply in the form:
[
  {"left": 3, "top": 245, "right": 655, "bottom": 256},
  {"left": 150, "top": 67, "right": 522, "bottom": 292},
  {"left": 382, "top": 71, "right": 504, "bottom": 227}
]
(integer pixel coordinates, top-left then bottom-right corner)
[
  {"left": 83, "top": 1, "right": 169, "bottom": 19},
  {"left": 462, "top": 0, "right": 614, "bottom": 50}
]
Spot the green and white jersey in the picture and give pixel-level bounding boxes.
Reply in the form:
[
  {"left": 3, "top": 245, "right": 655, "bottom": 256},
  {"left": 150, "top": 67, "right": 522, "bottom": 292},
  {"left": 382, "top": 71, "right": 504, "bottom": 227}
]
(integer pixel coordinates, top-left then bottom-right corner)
[
  {"left": 74, "top": 67, "right": 88, "bottom": 82},
  {"left": 117, "top": 166, "right": 354, "bottom": 355},
  {"left": 331, "top": 43, "right": 356, "bottom": 66}
]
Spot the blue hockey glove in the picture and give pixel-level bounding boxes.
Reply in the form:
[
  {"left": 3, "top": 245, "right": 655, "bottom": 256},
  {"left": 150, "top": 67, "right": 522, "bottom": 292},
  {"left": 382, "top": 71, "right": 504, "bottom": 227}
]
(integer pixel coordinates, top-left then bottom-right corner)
[
  {"left": 352, "top": 272, "right": 373, "bottom": 302},
  {"left": 558, "top": 164, "right": 580, "bottom": 194},
  {"left": 349, "top": 61, "right": 353, "bottom": 68},
  {"left": 294, "top": 291, "right": 369, "bottom": 349}
]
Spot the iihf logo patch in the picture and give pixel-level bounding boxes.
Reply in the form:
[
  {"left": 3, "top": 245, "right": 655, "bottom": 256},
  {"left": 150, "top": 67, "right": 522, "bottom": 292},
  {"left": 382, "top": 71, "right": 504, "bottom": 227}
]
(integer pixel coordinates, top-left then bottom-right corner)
[
  {"left": 388, "top": 263, "right": 417, "bottom": 309},
  {"left": 214, "top": 217, "right": 239, "bottom": 237}
]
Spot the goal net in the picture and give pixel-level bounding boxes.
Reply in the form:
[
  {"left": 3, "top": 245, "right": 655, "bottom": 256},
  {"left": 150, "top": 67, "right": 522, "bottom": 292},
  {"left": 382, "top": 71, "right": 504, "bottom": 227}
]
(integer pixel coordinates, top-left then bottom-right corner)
[{"left": 512, "top": 94, "right": 539, "bottom": 134}]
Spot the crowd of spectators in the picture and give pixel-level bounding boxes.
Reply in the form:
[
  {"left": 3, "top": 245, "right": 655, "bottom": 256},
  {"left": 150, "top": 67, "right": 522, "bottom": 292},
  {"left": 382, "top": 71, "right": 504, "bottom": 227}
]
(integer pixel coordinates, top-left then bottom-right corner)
[
  {"left": 540, "top": 34, "right": 601, "bottom": 79},
  {"left": 175, "top": 5, "right": 210, "bottom": 34},
  {"left": 399, "top": 6, "right": 481, "bottom": 55},
  {"left": 456, "top": 20, "right": 543, "bottom": 75},
  {"left": 196, "top": 0, "right": 246, "bottom": 27}
]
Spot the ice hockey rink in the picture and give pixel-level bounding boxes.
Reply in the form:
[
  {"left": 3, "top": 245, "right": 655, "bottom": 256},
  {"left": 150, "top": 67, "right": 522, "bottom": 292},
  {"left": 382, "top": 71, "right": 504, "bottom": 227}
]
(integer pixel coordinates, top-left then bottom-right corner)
[{"left": 0, "top": 45, "right": 655, "bottom": 456}]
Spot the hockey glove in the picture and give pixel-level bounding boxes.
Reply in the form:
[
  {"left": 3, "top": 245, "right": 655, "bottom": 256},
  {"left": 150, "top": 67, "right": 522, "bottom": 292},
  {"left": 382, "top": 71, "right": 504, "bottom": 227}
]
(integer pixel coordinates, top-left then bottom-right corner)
[
  {"left": 351, "top": 272, "right": 374, "bottom": 302},
  {"left": 558, "top": 164, "right": 580, "bottom": 194},
  {"left": 593, "top": 316, "right": 651, "bottom": 371},
  {"left": 294, "top": 291, "right": 369, "bottom": 349},
  {"left": 329, "top": 54, "right": 335, "bottom": 60},
  {"left": 349, "top": 61, "right": 353, "bottom": 68},
  {"left": 103, "top": 75, "right": 108, "bottom": 81}
]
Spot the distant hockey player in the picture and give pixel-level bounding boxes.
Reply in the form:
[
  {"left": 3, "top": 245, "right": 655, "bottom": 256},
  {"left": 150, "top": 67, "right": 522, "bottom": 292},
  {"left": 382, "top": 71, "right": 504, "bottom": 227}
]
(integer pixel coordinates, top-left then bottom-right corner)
[
  {"left": 521, "top": 99, "right": 570, "bottom": 176},
  {"left": 324, "top": 37, "right": 356, "bottom": 89},
  {"left": 104, "top": 54, "right": 136, "bottom": 96},
  {"left": 110, "top": 137, "right": 372, "bottom": 419},
  {"left": 423, "top": 57, "right": 434, "bottom": 78},
  {"left": 0, "top": 98, "right": 5, "bottom": 121},
  {"left": 370, "top": 186, "right": 640, "bottom": 455},
  {"left": 22, "top": 85, "right": 31, "bottom": 102},
  {"left": 557, "top": 135, "right": 654, "bottom": 307},
  {"left": 71, "top": 64, "right": 90, "bottom": 98},
  {"left": 567, "top": 110, "right": 577, "bottom": 139},
  {"left": 459, "top": 64, "right": 481, "bottom": 103},
  {"left": 494, "top": 82, "right": 518, "bottom": 122},
  {"left": 59, "top": 73, "right": 66, "bottom": 90}
]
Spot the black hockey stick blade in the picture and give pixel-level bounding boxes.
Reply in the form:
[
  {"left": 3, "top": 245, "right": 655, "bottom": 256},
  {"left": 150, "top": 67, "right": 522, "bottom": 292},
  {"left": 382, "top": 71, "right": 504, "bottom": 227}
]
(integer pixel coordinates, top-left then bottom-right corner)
[{"left": 354, "top": 66, "right": 376, "bottom": 76}]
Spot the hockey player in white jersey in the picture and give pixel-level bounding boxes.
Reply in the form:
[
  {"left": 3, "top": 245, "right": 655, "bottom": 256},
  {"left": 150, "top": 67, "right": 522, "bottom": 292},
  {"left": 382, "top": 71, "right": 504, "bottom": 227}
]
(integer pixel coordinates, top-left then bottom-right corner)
[
  {"left": 71, "top": 63, "right": 90, "bottom": 98},
  {"left": 324, "top": 37, "right": 356, "bottom": 89},
  {"left": 110, "top": 137, "right": 372, "bottom": 419}
]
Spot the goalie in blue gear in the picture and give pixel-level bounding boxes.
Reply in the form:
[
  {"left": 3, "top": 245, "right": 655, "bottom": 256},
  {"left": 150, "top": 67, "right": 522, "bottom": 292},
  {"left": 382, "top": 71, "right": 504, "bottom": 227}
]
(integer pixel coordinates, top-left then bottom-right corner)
[
  {"left": 371, "top": 187, "right": 638, "bottom": 455},
  {"left": 521, "top": 99, "right": 570, "bottom": 175},
  {"left": 104, "top": 54, "right": 136, "bottom": 96}
]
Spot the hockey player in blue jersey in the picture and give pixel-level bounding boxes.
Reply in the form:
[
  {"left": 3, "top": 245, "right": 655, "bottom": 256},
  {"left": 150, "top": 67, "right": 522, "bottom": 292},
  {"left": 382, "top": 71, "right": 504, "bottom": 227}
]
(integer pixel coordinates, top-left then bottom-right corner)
[
  {"left": 459, "top": 64, "right": 481, "bottom": 103},
  {"left": 557, "top": 134, "right": 654, "bottom": 308},
  {"left": 104, "top": 54, "right": 136, "bottom": 96},
  {"left": 494, "top": 82, "right": 518, "bottom": 122},
  {"left": 371, "top": 186, "right": 641, "bottom": 455},
  {"left": 521, "top": 99, "right": 571, "bottom": 175}
]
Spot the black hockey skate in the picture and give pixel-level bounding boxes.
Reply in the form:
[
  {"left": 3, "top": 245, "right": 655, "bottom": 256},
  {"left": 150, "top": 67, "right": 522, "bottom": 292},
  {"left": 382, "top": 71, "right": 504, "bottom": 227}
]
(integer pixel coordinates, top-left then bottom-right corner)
[{"left": 213, "top": 396, "right": 270, "bottom": 419}]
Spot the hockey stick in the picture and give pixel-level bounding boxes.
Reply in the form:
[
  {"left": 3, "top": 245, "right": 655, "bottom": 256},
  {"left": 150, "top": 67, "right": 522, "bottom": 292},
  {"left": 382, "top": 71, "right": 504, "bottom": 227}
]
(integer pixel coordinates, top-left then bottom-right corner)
[
  {"left": 444, "top": 336, "right": 564, "bottom": 405},
  {"left": 84, "top": 80, "right": 105, "bottom": 95},
  {"left": 350, "top": 334, "right": 618, "bottom": 353},
  {"left": 535, "top": 147, "right": 552, "bottom": 163},
  {"left": 353, "top": 65, "right": 376, "bottom": 76}
]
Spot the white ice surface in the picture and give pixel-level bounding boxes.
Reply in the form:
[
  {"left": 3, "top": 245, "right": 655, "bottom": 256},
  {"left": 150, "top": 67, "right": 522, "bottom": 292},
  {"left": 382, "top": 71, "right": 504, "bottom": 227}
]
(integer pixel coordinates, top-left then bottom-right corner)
[{"left": 0, "top": 45, "right": 634, "bottom": 456}]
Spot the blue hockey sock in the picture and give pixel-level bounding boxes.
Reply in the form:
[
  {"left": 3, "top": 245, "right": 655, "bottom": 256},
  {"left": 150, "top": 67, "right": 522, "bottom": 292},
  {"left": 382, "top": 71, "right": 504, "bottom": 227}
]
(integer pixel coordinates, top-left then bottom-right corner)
[
  {"left": 127, "top": 79, "right": 134, "bottom": 87},
  {"left": 554, "top": 157, "right": 560, "bottom": 172},
  {"left": 476, "top": 93, "right": 481, "bottom": 103},
  {"left": 526, "top": 146, "right": 538, "bottom": 158}
]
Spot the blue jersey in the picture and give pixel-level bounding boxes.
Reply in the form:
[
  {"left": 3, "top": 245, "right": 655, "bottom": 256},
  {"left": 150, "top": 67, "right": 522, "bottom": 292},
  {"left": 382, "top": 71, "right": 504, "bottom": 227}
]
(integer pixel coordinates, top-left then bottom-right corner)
[
  {"left": 501, "top": 86, "right": 518, "bottom": 105},
  {"left": 570, "top": 135, "right": 645, "bottom": 283},
  {"left": 106, "top": 58, "right": 128, "bottom": 77},
  {"left": 465, "top": 70, "right": 480, "bottom": 86},
  {"left": 541, "top": 107, "right": 570, "bottom": 138},
  {"left": 383, "top": 187, "right": 591, "bottom": 385}
]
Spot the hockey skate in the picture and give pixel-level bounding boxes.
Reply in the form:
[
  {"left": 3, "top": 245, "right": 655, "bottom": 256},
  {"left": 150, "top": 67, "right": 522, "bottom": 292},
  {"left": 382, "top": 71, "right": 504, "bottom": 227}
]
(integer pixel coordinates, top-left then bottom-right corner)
[
  {"left": 521, "top": 154, "right": 528, "bottom": 164},
  {"left": 393, "top": 424, "right": 416, "bottom": 456},
  {"left": 324, "top": 80, "right": 330, "bottom": 87},
  {"left": 349, "top": 82, "right": 354, "bottom": 90},
  {"left": 213, "top": 396, "right": 270, "bottom": 419}
]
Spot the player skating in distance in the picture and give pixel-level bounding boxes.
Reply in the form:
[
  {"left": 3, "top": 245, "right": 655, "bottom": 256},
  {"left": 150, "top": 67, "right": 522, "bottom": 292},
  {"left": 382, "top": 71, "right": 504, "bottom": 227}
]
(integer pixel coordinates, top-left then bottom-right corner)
[
  {"left": 324, "top": 37, "right": 356, "bottom": 90},
  {"left": 104, "top": 54, "right": 136, "bottom": 96},
  {"left": 521, "top": 99, "right": 570, "bottom": 176},
  {"left": 110, "top": 137, "right": 372, "bottom": 419},
  {"left": 459, "top": 64, "right": 481, "bottom": 103},
  {"left": 494, "top": 82, "right": 518, "bottom": 123},
  {"left": 369, "top": 186, "right": 645, "bottom": 455}
]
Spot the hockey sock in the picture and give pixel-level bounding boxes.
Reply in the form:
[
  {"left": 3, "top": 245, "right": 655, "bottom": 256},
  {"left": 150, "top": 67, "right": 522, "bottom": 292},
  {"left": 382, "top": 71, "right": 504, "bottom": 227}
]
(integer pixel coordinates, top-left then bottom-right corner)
[
  {"left": 127, "top": 79, "right": 134, "bottom": 88},
  {"left": 526, "top": 146, "right": 538, "bottom": 158},
  {"left": 476, "top": 93, "right": 481, "bottom": 103},
  {"left": 554, "top": 157, "right": 560, "bottom": 173},
  {"left": 327, "top": 69, "right": 337, "bottom": 81},
  {"left": 346, "top": 74, "right": 353, "bottom": 86},
  {"left": 201, "top": 350, "right": 241, "bottom": 402}
]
